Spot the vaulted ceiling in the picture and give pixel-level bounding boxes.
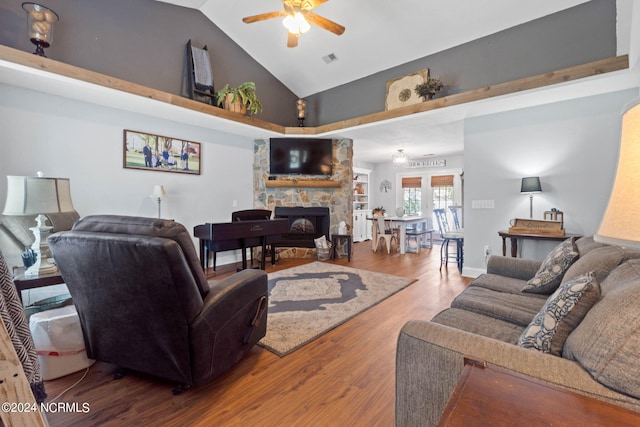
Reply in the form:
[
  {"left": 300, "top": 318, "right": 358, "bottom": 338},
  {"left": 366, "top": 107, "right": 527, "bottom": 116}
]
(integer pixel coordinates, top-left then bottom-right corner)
[
  {"left": 157, "top": 0, "right": 590, "bottom": 97},
  {"left": 153, "top": 1, "right": 628, "bottom": 164}
]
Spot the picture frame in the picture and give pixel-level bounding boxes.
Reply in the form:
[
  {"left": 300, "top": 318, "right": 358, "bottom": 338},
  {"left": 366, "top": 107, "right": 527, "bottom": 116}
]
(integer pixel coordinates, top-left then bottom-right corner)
[
  {"left": 385, "top": 68, "right": 429, "bottom": 111},
  {"left": 123, "top": 130, "right": 201, "bottom": 175}
]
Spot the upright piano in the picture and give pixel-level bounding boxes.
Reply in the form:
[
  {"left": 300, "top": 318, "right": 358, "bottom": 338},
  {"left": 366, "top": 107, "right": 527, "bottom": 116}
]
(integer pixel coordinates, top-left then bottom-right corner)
[{"left": 194, "top": 218, "right": 288, "bottom": 270}]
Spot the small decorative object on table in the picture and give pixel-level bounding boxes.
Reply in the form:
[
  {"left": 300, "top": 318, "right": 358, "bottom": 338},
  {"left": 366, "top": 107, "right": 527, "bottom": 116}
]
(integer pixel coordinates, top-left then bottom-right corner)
[
  {"left": 415, "top": 77, "right": 443, "bottom": 100},
  {"left": 22, "top": 2, "right": 59, "bottom": 57}
]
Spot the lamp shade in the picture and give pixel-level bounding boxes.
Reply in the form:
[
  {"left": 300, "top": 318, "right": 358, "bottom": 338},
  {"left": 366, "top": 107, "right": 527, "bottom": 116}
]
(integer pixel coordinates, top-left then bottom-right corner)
[
  {"left": 150, "top": 185, "right": 167, "bottom": 199},
  {"left": 595, "top": 102, "right": 640, "bottom": 248},
  {"left": 520, "top": 177, "right": 542, "bottom": 193},
  {"left": 3, "top": 176, "right": 74, "bottom": 215}
]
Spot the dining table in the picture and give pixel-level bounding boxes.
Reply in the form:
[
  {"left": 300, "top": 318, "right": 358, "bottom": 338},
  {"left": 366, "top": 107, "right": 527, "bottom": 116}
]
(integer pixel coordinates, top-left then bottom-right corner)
[{"left": 370, "top": 215, "right": 432, "bottom": 254}]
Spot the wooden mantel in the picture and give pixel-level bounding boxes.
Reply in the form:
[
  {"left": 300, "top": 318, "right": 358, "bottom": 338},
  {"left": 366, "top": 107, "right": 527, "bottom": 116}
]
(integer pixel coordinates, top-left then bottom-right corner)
[
  {"left": 0, "top": 44, "right": 630, "bottom": 138},
  {"left": 265, "top": 178, "right": 342, "bottom": 188}
]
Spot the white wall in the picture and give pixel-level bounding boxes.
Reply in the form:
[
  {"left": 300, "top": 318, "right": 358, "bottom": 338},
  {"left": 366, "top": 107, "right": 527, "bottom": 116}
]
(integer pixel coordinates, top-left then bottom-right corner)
[
  {"left": 0, "top": 84, "right": 256, "bottom": 266},
  {"left": 463, "top": 88, "right": 639, "bottom": 276},
  {"left": 371, "top": 154, "right": 464, "bottom": 215}
]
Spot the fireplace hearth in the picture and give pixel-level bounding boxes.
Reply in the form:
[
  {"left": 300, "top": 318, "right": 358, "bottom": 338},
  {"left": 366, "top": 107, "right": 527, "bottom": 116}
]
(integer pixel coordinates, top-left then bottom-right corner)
[{"left": 274, "top": 206, "right": 330, "bottom": 248}]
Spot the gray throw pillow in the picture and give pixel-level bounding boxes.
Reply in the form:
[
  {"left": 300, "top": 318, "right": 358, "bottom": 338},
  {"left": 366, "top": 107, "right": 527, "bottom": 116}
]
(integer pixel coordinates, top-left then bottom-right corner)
[
  {"left": 563, "top": 259, "right": 640, "bottom": 399},
  {"left": 517, "top": 272, "right": 599, "bottom": 356},
  {"left": 522, "top": 237, "right": 579, "bottom": 294}
]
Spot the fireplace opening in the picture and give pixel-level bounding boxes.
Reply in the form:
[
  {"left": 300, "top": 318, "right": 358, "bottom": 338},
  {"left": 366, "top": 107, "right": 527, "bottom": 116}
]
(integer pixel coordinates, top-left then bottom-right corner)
[
  {"left": 290, "top": 218, "right": 315, "bottom": 234},
  {"left": 273, "top": 206, "right": 330, "bottom": 249}
]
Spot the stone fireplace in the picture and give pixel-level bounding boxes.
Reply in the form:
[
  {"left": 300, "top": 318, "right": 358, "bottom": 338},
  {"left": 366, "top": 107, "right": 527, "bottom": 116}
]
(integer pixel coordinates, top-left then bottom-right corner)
[{"left": 253, "top": 138, "right": 353, "bottom": 258}]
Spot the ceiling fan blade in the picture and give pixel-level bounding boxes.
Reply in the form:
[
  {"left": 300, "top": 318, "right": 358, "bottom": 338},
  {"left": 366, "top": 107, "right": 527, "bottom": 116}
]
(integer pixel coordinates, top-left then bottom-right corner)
[
  {"left": 304, "top": 11, "right": 345, "bottom": 35},
  {"left": 287, "top": 32, "right": 299, "bottom": 48},
  {"left": 242, "top": 10, "right": 288, "bottom": 24}
]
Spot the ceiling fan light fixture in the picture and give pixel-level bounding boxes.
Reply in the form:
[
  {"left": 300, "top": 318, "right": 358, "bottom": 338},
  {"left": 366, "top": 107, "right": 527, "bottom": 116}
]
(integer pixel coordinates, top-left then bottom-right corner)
[{"left": 283, "top": 12, "right": 310, "bottom": 34}]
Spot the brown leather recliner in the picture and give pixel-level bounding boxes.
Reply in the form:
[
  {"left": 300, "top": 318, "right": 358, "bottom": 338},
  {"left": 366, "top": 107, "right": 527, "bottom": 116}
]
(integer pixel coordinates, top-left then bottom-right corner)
[{"left": 48, "top": 215, "right": 268, "bottom": 390}]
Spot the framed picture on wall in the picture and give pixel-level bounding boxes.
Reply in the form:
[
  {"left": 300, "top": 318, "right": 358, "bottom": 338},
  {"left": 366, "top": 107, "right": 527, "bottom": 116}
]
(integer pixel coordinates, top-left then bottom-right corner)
[{"left": 123, "top": 129, "right": 201, "bottom": 175}]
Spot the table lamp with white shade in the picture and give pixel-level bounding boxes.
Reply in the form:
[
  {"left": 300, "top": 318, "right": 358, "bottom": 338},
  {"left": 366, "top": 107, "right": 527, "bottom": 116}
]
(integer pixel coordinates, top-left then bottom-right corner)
[{"left": 3, "top": 173, "right": 75, "bottom": 276}]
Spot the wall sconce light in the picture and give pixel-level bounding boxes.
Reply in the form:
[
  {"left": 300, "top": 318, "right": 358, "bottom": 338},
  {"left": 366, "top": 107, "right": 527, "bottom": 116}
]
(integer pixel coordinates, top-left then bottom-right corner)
[
  {"left": 520, "top": 176, "right": 542, "bottom": 218},
  {"left": 22, "top": 2, "right": 59, "bottom": 57}
]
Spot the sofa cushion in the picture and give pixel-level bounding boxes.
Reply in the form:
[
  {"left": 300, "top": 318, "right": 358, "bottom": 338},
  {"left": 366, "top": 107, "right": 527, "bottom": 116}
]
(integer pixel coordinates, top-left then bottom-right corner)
[
  {"left": 451, "top": 287, "right": 547, "bottom": 327},
  {"left": 522, "top": 237, "right": 579, "bottom": 294},
  {"left": 469, "top": 273, "right": 529, "bottom": 294},
  {"left": 561, "top": 245, "right": 625, "bottom": 285},
  {"left": 431, "top": 308, "right": 525, "bottom": 343},
  {"left": 564, "top": 259, "right": 640, "bottom": 399},
  {"left": 518, "top": 272, "right": 599, "bottom": 356},
  {"left": 574, "top": 236, "right": 606, "bottom": 257}
]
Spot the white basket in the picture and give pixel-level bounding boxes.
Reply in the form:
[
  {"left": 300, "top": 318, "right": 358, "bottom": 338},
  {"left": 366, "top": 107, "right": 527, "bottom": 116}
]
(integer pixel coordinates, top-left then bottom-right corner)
[{"left": 317, "top": 246, "right": 332, "bottom": 261}]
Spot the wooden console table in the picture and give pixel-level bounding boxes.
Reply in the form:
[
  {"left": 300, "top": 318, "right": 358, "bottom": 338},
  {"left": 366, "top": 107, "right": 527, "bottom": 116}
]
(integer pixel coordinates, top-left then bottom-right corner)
[
  {"left": 498, "top": 230, "right": 580, "bottom": 257},
  {"left": 439, "top": 357, "right": 640, "bottom": 426}
]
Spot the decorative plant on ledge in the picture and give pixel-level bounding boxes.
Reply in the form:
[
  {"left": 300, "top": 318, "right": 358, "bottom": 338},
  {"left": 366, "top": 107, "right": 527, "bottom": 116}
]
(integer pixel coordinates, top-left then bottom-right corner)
[
  {"left": 415, "top": 77, "right": 443, "bottom": 101},
  {"left": 216, "top": 82, "right": 263, "bottom": 115}
]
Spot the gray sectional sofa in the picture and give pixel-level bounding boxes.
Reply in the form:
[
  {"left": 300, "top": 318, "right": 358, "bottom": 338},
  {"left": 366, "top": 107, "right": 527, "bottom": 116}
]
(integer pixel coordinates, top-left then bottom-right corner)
[{"left": 396, "top": 237, "right": 640, "bottom": 426}]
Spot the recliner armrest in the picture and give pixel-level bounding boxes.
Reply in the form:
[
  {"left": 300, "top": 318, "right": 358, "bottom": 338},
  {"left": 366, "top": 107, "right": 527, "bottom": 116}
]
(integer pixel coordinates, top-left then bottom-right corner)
[
  {"left": 189, "top": 269, "right": 268, "bottom": 385},
  {"left": 486, "top": 255, "right": 542, "bottom": 280}
]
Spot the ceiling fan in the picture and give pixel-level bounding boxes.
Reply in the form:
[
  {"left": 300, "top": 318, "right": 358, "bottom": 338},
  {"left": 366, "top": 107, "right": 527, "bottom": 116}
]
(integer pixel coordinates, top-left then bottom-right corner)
[{"left": 242, "top": 0, "right": 345, "bottom": 48}]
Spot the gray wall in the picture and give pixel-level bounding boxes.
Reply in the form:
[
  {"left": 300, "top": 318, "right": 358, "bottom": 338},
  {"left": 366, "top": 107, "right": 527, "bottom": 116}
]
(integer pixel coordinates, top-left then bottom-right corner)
[
  {"left": 305, "top": 0, "right": 617, "bottom": 126},
  {"left": 0, "top": 0, "right": 299, "bottom": 126}
]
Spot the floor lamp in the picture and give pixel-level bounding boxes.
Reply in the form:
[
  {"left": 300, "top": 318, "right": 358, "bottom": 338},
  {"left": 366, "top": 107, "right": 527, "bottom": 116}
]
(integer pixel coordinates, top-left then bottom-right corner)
[
  {"left": 3, "top": 174, "right": 75, "bottom": 276},
  {"left": 521, "top": 177, "right": 542, "bottom": 219}
]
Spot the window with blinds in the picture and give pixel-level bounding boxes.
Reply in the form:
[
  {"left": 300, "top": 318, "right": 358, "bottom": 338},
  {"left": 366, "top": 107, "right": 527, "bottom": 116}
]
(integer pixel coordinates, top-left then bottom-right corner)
[
  {"left": 431, "top": 175, "right": 454, "bottom": 187},
  {"left": 402, "top": 177, "right": 422, "bottom": 215},
  {"left": 402, "top": 177, "right": 422, "bottom": 188}
]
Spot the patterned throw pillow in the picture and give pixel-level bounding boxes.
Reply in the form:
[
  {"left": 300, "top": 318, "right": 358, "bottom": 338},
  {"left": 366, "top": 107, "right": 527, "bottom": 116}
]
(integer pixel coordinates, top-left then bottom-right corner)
[
  {"left": 517, "top": 272, "right": 599, "bottom": 356},
  {"left": 522, "top": 237, "right": 579, "bottom": 294}
]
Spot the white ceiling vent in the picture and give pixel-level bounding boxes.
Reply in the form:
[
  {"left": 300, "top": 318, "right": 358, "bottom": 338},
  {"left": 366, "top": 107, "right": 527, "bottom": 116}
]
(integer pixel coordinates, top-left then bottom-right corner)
[{"left": 322, "top": 53, "right": 338, "bottom": 64}]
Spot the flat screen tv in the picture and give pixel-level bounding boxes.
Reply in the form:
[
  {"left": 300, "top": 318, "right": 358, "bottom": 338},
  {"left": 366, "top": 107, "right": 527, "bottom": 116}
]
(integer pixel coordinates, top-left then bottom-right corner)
[{"left": 269, "top": 138, "right": 333, "bottom": 176}]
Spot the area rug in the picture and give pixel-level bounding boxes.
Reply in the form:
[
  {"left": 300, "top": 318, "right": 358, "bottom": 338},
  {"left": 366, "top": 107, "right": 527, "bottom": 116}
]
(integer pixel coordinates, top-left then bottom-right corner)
[{"left": 259, "top": 261, "right": 417, "bottom": 356}]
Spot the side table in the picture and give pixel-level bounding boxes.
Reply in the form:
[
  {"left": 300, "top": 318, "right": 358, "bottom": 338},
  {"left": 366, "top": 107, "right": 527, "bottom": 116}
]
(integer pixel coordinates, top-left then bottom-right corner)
[
  {"left": 439, "top": 357, "right": 640, "bottom": 426},
  {"left": 498, "top": 230, "right": 581, "bottom": 257},
  {"left": 12, "top": 269, "right": 65, "bottom": 304},
  {"left": 331, "top": 234, "right": 352, "bottom": 261}
]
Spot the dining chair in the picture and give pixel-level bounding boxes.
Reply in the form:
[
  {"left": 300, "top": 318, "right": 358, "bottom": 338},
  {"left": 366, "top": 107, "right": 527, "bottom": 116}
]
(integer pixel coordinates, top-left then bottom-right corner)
[
  {"left": 373, "top": 216, "right": 397, "bottom": 254},
  {"left": 434, "top": 208, "right": 464, "bottom": 271}
]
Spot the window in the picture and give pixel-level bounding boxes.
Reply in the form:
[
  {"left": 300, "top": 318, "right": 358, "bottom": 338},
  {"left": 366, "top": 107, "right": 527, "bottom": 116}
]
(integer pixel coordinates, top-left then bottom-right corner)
[
  {"left": 402, "top": 177, "right": 421, "bottom": 215},
  {"left": 432, "top": 175, "right": 455, "bottom": 231}
]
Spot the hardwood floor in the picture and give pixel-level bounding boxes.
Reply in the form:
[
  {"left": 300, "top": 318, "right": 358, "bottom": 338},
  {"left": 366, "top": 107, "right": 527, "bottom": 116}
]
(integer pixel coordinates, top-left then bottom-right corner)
[{"left": 42, "top": 242, "right": 471, "bottom": 426}]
